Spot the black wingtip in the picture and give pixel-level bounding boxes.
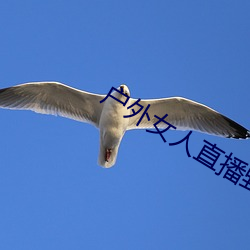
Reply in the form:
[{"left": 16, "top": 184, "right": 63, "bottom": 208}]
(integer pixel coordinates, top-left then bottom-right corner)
[
  {"left": 222, "top": 115, "right": 250, "bottom": 139},
  {"left": 0, "top": 88, "right": 8, "bottom": 94},
  {"left": 247, "top": 131, "right": 250, "bottom": 139}
]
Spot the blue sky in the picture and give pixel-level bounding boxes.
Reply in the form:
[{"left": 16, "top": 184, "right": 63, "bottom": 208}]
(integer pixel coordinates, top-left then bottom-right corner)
[{"left": 0, "top": 1, "right": 249, "bottom": 249}]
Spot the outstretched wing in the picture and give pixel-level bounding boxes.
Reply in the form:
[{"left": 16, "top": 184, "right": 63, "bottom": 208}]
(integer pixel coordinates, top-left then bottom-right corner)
[
  {"left": 0, "top": 82, "right": 105, "bottom": 127},
  {"left": 127, "top": 97, "right": 250, "bottom": 139}
]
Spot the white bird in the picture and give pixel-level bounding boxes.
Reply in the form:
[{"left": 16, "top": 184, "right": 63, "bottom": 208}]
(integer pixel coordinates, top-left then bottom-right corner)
[{"left": 0, "top": 82, "right": 249, "bottom": 168}]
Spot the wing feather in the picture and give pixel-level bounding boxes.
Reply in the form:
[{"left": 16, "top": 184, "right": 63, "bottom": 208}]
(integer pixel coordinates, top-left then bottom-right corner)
[
  {"left": 127, "top": 97, "right": 249, "bottom": 139},
  {"left": 0, "top": 82, "right": 105, "bottom": 127}
]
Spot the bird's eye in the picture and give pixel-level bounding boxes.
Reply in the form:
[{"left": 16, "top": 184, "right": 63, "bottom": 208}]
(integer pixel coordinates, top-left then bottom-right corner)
[{"left": 120, "top": 86, "right": 124, "bottom": 93}]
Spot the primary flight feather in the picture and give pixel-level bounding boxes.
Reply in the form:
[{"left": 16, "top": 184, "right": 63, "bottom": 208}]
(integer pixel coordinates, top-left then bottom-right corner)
[{"left": 0, "top": 82, "right": 249, "bottom": 168}]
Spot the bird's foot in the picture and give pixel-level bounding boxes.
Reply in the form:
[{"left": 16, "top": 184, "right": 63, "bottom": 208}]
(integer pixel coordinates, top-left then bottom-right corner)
[{"left": 105, "top": 149, "right": 112, "bottom": 162}]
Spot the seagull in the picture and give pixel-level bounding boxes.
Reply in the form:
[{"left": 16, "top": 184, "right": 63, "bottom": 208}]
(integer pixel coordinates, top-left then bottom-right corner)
[{"left": 0, "top": 82, "right": 249, "bottom": 168}]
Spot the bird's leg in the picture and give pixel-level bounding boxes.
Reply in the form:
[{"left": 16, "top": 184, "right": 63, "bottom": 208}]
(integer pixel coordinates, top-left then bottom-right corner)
[{"left": 105, "top": 149, "right": 112, "bottom": 162}]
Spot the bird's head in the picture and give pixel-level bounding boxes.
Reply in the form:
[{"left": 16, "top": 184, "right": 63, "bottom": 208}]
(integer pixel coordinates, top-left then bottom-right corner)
[{"left": 119, "top": 84, "right": 130, "bottom": 97}]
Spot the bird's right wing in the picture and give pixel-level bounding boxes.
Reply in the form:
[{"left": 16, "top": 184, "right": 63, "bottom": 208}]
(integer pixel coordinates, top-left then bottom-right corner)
[{"left": 0, "top": 82, "right": 105, "bottom": 127}]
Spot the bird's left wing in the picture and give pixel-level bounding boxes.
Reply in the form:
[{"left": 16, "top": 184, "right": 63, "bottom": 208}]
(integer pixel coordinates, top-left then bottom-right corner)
[
  {"left": 127, "top": 97, "right": 250, "bottom": 139},
  {"left": 0, "top": 82, "right": 105, "bottom": 127}
]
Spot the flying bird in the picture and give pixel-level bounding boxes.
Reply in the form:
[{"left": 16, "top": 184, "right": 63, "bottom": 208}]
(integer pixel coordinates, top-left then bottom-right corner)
[{"left": 0, "top": 82, "right": 249, "bottom": 168}]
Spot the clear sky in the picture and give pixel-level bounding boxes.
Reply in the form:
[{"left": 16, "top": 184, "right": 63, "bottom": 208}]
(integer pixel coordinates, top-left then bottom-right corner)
[{"left": 0, "top": 1, "right": 249, "bottom": 249}]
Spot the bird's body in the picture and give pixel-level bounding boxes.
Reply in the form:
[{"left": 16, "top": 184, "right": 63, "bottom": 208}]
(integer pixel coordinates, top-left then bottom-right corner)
[
  {"left": 0, "top": 82, "right": 249, "bottom": 168},
  {"left": 98, "top": 90, "right": 130, "bottom": 167}
]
